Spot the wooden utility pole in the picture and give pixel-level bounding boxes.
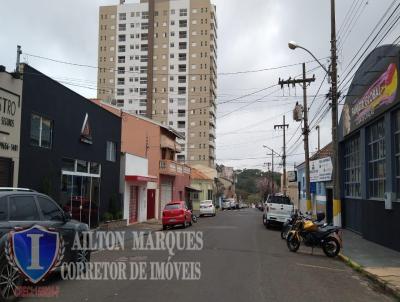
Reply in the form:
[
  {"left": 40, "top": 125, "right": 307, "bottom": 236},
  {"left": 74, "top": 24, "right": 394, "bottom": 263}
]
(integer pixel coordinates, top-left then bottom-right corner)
[
  {"left": 279, "top": 64, "right": 315, "bottom": 211},
  {"left": 274, "top": 116, "right": 289, "bottom": 196},
  {"left": 330, "top": 0, "right": 341, "bottom": 226}
]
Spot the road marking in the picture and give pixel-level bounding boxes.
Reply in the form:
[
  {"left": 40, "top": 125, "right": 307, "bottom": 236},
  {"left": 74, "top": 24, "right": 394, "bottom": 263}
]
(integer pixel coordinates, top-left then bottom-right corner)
[{"left": 296, "top": 263, "right": 347, "bottom": 272}]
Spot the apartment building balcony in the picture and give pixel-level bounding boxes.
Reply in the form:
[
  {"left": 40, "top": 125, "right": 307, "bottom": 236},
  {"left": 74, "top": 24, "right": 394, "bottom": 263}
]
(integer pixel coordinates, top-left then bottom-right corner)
[
  {"left": 209, "top": 139, "right": 215, "bottom": 148},
  {"left": 209, "top": 104, "right": 216, "bottom": 116},
  {"left": 209, "top": 126, "right": 216, "bottom": 138},
  {"left": 159, "top": 160, "right": 191, "bottom": 176},
  {"left": 209, "top": 116, "right": 215, "bottom": 127},
  {"left": 209, "top": 148, "right": 215, "bottom": 159}
]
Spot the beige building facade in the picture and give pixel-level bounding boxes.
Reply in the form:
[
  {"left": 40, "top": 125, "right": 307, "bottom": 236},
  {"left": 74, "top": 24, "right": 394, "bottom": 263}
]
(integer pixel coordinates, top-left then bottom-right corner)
[
  {"left": 0, "top": 67, "right": 23, "bottom": 187},
  {"left": 98, "top": 0, "right": 217, "bottom": 168}
]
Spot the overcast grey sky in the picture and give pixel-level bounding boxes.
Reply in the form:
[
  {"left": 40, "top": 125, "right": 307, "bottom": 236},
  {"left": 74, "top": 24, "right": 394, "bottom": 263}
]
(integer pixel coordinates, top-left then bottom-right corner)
[{"left": 1, "top": 0, "right": 398, "bottom": 171}]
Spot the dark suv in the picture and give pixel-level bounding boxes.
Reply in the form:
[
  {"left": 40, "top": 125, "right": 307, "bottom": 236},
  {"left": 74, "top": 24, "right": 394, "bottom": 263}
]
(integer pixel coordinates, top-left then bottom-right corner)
[{"left": 0, "top": 188, "right": 90, "bottom": 302}]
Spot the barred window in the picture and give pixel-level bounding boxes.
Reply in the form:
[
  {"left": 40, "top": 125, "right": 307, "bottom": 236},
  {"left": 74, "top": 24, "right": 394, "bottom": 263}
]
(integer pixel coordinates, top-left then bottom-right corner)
[
  {"left": 368, "top": 119, "right": 386, "bottom": 199},
  {"left": 344, "top": 135, "right": 361, "bottom": 197}
]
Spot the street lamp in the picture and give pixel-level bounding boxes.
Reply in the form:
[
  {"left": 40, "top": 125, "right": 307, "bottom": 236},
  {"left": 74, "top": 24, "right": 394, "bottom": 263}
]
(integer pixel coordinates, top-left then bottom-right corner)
[
  {"left": 288, "top": 39, "right": 340, "bottom": 226},
  {"left": 288, "top": 41, "right": 330, "bottom": 75}
]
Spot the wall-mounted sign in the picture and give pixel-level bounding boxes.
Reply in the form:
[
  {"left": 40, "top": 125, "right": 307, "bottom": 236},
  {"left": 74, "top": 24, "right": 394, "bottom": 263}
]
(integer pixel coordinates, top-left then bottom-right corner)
[
  {"left": 80, "top": 113, "right": 93, "bottom": 144},
  {"left": 287, "top": 171, "right": 297, "bottom": 182},
  {"left": 0, "top": 87, "right": 21, "bottom": 155},
  {"left": 310, "top": 157, "right": 332, "bottom": 182},
  {"left": 342, "top": 61, "right": 398, "bottom": 137}
]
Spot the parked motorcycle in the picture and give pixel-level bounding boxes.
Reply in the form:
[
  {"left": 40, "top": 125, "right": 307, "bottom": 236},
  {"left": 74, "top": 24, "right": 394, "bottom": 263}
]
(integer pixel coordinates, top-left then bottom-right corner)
[
  {"left": 281, "top": 210, "right": 301, "bottom": 239},
  {"left": 286, "top": 213, "right": 342, "bottom": 257}
]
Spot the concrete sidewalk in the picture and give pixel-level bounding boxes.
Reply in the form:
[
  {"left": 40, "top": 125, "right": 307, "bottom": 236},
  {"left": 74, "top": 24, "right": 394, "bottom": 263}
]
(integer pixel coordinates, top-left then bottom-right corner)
[{"left": 339, "top": 229, "right": 400, "bottom": 299}]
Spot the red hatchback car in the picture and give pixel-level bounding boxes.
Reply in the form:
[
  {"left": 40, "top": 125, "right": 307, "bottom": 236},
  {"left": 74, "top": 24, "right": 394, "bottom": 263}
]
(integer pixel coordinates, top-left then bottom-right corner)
[{"left": 162, "top": 201, "right": 192, "bottom": 230}]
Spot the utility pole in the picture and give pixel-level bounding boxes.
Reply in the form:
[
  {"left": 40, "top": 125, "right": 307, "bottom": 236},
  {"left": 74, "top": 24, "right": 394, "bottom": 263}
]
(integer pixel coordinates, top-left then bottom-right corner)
[
  {"left": 316, "top": 125, "right": 321, "bottom": 151},
  {"left": 330, "top": 0, "right": 341, "bottom": 226},
  {"left": 274, "top": 116, "right": 289, "bottom": 196},
  {"left": 279, "top": 63, "right": 315, "bottom": 211},
  {"left": 15, "top": 45, "right": 22, "bottom": 78},
  {"left": 267, "top": 152, "right": 275, "bottom": 193}
]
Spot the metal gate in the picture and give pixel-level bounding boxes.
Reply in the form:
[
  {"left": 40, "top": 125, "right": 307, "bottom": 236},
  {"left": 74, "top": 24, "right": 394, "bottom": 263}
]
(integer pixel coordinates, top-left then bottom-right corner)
[
  {"left": 129, "top": 185, "right": 139, "bottom": 224},
  {"left": 160, "top": 182, "right": 172, "bottom": 211}
]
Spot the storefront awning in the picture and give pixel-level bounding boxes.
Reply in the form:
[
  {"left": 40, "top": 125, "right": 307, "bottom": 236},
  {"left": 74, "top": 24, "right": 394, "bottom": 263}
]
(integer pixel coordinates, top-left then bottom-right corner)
[
  {"left": 185, "top": 186, "right": 202, "bottom": 192},
  {"left": 125, "top": 175, "right": 158, "bottom": 182}
]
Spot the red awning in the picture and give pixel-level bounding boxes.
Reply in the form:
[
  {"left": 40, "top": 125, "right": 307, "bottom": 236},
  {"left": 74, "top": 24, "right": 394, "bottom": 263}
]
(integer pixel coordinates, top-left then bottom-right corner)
[{"left": 125, "top": 175, "right": 158, "bottom": 182}]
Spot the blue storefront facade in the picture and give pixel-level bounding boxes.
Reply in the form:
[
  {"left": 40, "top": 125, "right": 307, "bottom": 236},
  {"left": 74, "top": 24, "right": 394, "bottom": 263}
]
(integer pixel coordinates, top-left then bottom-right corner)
[
  {"left": 296, "top": 144, "right": 333, "bottom": 222},
  {"left": 338, "top": 45, "right": 400, "bottom": 252}
]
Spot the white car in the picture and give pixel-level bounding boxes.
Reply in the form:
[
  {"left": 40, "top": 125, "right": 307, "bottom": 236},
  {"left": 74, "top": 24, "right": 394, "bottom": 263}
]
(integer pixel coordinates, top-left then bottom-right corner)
[
  {"left": 263, "top": 193, "right": 294, "bottom": 228},
  {"left": 222, "top": 199, "right": 231, "bottom": 210},
  {"left": 199, "top": 200, "right": 216, "bottom": 216}
]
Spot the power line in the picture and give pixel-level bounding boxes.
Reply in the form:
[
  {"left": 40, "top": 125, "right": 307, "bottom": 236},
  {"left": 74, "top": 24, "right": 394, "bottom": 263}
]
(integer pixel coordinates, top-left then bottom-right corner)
[{"left": 23, "top": 52, "right": 329, "bottom": 77}]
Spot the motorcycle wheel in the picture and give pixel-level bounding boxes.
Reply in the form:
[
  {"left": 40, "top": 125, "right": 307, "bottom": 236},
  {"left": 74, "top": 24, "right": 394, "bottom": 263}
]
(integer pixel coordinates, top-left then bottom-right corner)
[
  {"left": 192, "top": 215, "right": 197, "bottom": 223},
  {"left": 322, "top": 237, "right": 340, "bottom": 257},
  {"left": 286, "top": 233, "right": 300, "bottom": 252},
  {"left": 281, "top": 226, "right": 289, "bottom": 240}
]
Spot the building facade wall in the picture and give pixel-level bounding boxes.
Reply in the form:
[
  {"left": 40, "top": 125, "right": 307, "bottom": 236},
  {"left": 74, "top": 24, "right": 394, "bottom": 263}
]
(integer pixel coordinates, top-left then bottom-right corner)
[
  {"left": 98, "top": 5, "right": 118, "bottom": 102},
  {"left": 338, "top": 45, "right": 400, "bottom": 251},
  {"left": 97, "top": 0, "right": 217, "bottom": 168},
  {"left": 19, "top": 65, "right": 121, "bottom": 226},
  {"left": 0, "top": 69, "right": 22, "bottom": 187}
]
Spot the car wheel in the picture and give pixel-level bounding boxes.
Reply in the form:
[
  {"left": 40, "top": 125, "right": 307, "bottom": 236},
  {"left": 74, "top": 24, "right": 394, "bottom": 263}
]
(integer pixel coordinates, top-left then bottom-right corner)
[
  {"left": 265, "top": 221, "right": 270, "bottom": 229},
  {"left": 0, "top": 257, "right": 22, "bottom": 302},
  {"left": 162, "top": 225, "right": 167, "bottom": 230}
]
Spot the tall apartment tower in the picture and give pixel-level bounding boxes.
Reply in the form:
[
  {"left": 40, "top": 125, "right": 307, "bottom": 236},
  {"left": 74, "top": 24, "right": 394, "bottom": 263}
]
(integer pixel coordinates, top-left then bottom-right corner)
[{"left": 97, "top": 0, "right": 217, "bottom": 168}]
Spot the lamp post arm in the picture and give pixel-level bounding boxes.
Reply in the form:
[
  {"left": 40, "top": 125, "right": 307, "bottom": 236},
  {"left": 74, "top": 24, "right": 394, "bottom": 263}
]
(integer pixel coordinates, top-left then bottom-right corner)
[{"left": 297, "top": 46, "right": 330, "bottom": 75}]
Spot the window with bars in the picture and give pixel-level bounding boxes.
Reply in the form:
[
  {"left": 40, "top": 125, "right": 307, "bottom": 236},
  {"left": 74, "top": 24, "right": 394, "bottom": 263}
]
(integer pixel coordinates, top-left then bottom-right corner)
[
  {"left": 368, "top": 119, "right": 386, "bottom": 199},
  {"left": 344, "top": 134, "right": 361, "bottom": 198}
]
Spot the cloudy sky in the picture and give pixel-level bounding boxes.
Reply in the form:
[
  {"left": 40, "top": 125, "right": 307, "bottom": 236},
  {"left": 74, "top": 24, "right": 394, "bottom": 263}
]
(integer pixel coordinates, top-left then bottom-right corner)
[{"left": 1, "top": 0, "right": 398, "bottom": 171}]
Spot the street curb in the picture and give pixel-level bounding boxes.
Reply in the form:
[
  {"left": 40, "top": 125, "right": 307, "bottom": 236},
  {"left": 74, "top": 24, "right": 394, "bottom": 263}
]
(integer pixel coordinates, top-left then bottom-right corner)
[{"left": 338, "top": 253, "right": 400, "bottom": 301}]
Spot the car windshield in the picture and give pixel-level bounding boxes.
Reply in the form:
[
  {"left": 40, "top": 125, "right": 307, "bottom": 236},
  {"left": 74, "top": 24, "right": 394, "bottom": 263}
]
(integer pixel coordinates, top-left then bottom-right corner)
[
  {"left": 269, "top": 196, "right": 291, "bottom": 205},
  {"left": 165, "top": 204, "right": 181, "bottom": 210}
]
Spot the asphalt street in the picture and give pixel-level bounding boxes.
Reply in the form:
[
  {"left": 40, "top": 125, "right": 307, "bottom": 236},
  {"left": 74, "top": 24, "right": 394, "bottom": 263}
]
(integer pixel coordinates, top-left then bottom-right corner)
[{"left": 27, "top": 208, "right": 395, "bottom": 302}]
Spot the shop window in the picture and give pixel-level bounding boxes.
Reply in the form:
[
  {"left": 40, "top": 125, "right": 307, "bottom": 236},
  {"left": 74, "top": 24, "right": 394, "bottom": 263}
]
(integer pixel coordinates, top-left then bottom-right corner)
[
  {"left": 344, "top": 134, "right": 361, "bottom": 198},
  {"left": 30, "top": 114, "right": 53, "bottom": 149},
  {"left": 368, "top": 120, "right": 386, "bottom": 199},
  {"left": 62, "top": 158, "right": 75, "bottom": 172},
  {"left": 106, "top": 141, "right": 117, "bottom": 162},
  {"left": 77, "top": 160, "right": 89, "bottom": 173}
]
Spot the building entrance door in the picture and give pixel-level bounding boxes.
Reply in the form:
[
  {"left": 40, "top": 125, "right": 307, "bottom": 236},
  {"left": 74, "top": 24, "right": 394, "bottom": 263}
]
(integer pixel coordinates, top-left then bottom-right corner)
[
  {"left": 147, "top": 189, "right": 156, "bottom": 219},
  {"left": 0, "top": 157, "right": 13, "bottom": 187},
  {"left": 129, "top": 186, "right": 139, "bottom": 224}
]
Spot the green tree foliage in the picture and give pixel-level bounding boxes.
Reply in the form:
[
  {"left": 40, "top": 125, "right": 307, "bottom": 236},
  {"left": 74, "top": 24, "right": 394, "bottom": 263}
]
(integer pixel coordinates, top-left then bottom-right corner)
[{"left": 236, "top": 169, "right": 281, "bottom": 202}]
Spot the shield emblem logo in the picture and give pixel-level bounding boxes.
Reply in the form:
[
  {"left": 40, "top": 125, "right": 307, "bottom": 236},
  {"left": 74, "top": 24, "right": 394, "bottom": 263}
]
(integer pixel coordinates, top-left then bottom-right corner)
[{"left": 11, "top": 225, "right": 60, "bottom": 284}]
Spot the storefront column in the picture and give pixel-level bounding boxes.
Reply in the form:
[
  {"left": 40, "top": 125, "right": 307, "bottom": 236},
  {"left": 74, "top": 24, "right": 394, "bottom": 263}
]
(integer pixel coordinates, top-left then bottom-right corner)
[
  {"left": 384, "top": 112, "right": 394, "bottom": 194},
  {"left": 360, "top": 128, "right": 367, "bottom": 200}
]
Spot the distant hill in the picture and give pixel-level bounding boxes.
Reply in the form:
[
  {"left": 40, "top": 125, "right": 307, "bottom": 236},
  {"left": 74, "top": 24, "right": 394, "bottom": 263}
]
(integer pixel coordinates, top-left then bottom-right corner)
[{"left": 236, "top": 169, "right": 281, "bottom": 203}]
